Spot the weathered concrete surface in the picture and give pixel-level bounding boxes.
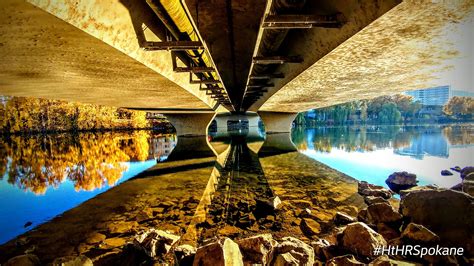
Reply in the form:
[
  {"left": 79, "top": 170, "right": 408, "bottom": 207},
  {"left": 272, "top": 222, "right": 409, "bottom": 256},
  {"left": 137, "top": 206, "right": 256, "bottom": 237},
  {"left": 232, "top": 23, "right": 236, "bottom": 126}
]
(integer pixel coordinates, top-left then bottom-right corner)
[
  {"left": 0, "top": 0, "right": 213, "bottom": 110},
  {"left": 165, "top": 113, "right": 216, "bottom": 136},
  {"left": 257, "top": 0, "right": 474, "bottom": 112},
  {"left": 258, "top": 111, "right": 297, "bottom": 133}
]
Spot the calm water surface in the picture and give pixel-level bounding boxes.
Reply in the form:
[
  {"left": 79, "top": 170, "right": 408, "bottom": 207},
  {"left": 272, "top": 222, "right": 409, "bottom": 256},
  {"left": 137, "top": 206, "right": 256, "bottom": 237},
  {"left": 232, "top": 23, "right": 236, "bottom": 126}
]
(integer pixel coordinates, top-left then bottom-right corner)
[
  {"left": 0, "top": 131, "right": 177, "bottom": 244},
  {"left": 291, "top": 124, "right": 473, "bottom": 189},
  {"left": 0, "top": 124, "right": 472, "bottom": 245}
]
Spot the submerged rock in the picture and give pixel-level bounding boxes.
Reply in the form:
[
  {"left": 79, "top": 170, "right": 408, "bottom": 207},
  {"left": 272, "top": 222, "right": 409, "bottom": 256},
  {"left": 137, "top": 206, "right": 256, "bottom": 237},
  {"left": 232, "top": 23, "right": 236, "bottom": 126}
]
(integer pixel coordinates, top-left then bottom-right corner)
[
  {"left": 341, "top": 222, "right": 387, "bottom": 258},
  {"left": 85, "top": 232, "right": 106, "bottom": 244},
  {"left": 450, "top": 166, "right": 462, "bottom": 172},
  {"left": 52, "top": 255, "right": 93, "bottom": 266},
  {"left": 358, "top": 181, "right": 393, "bottom": 199},
  {"left": 334, "top": 212, "right": 356, "bottom": 226},
  {"left": 236, "top": 233, "right": 277, "bottom": 265},
  {"left": 300, "top": 218, "right": 321, "bottom": 236},
  {"left": 401, "top": 223, "right": 440, "bottom": 244},
  {"left": 386, "top": 172, "right": 418, "bottom": 193},
  {"left": 107, "top": 221, "right": 139, "bottom": 234},
  {"left": 326, "top": 254, "right": 364, "bottom": 265},
  {"left": 274, "top": 237, "right": 315, "bottom": 266},
  {"left": 101, "top": 237, "right": 126, "bottom": 249},
  {"left": 133, "top": 229, "right": 180, "bottom": 258},
  {"left": 4, "top": 254, "right": 40, "bottom": 266},
  {"left": 193, "top": 238, "right": 243, "bottom": 266},
  {"left": 400, "top": 188, "right": 473, "bottom": 253},
  {"left": 441, "top": 169, "right": 453, "bottom": 176}
]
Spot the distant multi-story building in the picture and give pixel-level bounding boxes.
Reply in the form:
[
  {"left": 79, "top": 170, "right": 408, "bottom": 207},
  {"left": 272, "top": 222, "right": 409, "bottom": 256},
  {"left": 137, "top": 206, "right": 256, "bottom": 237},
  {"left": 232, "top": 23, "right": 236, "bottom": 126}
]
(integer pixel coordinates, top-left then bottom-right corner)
[{"left": 405, "top": 85, "right": 452, "bottom": 106}]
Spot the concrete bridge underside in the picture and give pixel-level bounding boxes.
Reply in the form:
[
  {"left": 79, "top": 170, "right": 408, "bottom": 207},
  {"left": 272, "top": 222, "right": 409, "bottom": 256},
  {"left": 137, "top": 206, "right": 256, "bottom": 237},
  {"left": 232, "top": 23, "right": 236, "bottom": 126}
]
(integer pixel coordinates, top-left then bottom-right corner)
[{"left": 0, "top": 0, "right": 472, "bottom": 134}]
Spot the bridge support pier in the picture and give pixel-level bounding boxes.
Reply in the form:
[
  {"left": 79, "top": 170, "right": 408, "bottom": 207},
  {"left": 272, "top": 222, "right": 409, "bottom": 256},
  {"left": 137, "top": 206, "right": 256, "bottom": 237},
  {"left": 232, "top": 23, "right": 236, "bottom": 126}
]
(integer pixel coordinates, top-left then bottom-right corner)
[
  {"left": 257, "top": 111, "right": 298, "bottom": 156},
  {"left": 164, "top": 113, "right": 217, "bottom": 161},
  {"left": 258, "top": 111, "right": 298, "bottom": 133}
]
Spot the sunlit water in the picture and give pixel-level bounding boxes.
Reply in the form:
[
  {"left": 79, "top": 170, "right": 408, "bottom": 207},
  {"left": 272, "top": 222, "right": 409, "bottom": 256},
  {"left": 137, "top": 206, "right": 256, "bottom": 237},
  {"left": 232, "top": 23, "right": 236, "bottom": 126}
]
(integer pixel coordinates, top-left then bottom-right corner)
[
  {"left": 0, "top": 131, "right": 177, "bottom": 244},
  {"left": 291, "top": 124, "right": 474, "bottom": 190},
  {"left": 0, "top": 124, "right": 472, "bottom": 248}
]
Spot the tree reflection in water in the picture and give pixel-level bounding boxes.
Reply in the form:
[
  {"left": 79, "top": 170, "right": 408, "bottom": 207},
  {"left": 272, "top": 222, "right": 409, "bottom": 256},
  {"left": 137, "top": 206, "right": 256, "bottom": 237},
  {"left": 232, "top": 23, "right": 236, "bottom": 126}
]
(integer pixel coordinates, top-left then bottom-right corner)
[{"left": 0, "top": 131, "right": 176, "bottom": 194}]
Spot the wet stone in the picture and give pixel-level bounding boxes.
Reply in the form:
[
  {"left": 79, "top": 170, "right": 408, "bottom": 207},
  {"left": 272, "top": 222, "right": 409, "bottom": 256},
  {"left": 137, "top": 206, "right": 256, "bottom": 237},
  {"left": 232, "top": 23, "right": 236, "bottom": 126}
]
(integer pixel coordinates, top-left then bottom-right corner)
[
  {"left": 4, "top": 254, "right": 40, "bottom": 266},
  {"left": 52, "top": 255, "right": 93, "bottom": 266},
  {"left": 107, "top": 221, "right": 139, "bottom": 234},
  {"left": 85, "top": 232, "right": 106, "bottom": 244},
  {"left": 101, "top": 237, "right": 126, "bottom": 249}
]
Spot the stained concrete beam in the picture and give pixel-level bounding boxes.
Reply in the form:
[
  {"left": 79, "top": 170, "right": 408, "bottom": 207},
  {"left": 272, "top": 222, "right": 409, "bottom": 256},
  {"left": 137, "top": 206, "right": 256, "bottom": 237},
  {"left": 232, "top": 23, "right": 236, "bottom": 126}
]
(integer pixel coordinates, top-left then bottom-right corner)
[
  {"left": 0, "top": 0, "right": 218, "bottom": 109},
  {"left": 257, "top": 0, "right": 473, "bottom": 113}
]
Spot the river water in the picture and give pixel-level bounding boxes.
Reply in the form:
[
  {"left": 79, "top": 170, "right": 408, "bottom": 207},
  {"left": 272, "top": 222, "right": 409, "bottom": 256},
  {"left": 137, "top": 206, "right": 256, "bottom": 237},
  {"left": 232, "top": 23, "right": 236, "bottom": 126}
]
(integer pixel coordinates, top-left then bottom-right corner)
[{"left": 0, "top": 124, "right": 472, "bottom": 247}]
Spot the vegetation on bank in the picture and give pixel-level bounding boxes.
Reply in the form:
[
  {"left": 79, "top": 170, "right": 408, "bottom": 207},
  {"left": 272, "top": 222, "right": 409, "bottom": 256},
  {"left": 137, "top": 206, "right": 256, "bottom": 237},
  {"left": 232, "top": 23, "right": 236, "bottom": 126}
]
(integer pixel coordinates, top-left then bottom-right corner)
[
  {"left": 295, "top": 94, "right": 474, "bottom": 127},
  {"left": 0, "top": 96, "right": 170, "bottom": 134}
]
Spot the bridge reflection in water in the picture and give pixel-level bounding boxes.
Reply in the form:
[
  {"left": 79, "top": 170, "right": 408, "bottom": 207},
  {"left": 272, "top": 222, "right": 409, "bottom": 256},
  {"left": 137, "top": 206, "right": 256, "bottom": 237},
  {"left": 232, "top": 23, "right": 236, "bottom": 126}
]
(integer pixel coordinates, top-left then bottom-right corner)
[{"left": 0, "top": 127, "right": 364, "bottom": 264}]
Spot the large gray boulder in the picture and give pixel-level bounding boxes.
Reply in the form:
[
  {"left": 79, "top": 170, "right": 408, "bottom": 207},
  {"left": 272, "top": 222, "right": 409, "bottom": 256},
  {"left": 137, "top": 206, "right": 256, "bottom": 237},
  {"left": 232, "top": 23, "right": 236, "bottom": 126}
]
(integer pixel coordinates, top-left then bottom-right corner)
[{"left": 400, "top": 189, "right": 474, "bottom": 254}]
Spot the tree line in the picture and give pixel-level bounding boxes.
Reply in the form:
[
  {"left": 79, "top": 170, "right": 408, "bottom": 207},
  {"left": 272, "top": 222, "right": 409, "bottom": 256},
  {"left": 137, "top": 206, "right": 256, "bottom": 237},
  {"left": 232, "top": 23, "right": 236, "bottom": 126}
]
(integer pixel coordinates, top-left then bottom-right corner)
[
  {"left": 295, "top": 94, "right": 473, "bottom": 126},
  {"left": 0, "top": 96, "right": 170, "bottom": 134}
]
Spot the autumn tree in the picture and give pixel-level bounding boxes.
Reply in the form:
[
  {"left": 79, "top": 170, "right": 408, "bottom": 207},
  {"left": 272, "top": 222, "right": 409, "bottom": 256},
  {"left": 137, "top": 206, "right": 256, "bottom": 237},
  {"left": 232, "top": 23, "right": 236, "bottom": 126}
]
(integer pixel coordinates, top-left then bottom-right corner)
[{"left": 443, "top": 96, "right": 474, "bottom": 118}]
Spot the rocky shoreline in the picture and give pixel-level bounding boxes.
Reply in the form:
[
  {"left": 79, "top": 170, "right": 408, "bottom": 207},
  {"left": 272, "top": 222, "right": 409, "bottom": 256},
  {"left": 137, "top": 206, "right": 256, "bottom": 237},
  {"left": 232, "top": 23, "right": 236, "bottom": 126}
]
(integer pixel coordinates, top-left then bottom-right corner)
[{"left": 3, "top": 167, "right": 473, "bottom": 265}]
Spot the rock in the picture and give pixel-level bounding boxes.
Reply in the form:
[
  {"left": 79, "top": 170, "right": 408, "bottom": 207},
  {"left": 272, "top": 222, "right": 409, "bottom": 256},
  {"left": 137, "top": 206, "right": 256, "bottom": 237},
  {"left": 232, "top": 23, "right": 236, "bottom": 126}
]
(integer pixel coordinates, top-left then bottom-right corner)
[
  {"left": 174, "top": 244, "right": 196, "bottom": 266},
  {"left": 356, "top": 208, "right": 369, "bottom": 223},
  {"left": 274, "top": 237, "right": 315, "bottom": 266},
  {"left": 440, "top": 170, "right": 453, "bottom": 176},
  {"left": 465, "top": 172, "right": 474, "bottom": 181},
  {"left": 107, "top": 221, "right": 138, "bottom": 234},
  {"left": 370, "top": 255, "right": 418, "bottom": 265},
  {"left": 364, "top": 196, "right": 387, "bottom": 206},
  {"left": 300, "top": 218, "right": 321, "bottom": 236},
  {"left": 386, "top": 172, "right": 418, "bottom": 193},
  {"left": 134, "top": 229, "right": 180, "bottom": 258},
  {"left": 376, "top": 223, "right": 400, "bottom": 241},
  {"left": 310, "top": 238, "right": 330, "bottom": 260},
  {"left": 451, "top": 181, "right": 474, "bottom": 196},
  {"left": 334, "top": 212, "right": 356, "bottom": 226},
  {"left": 399, "top": 185, "right": 439, "bottom": 199},
  {"left": 4, "top": 254, "right": 40, "bottom": 266},
  {"left": 366, "top": 202, "right": 402, "bottom": 224},
  {"left": 102, "top": 237, "right": 126, "bottom": 249},
  {"left": 341, "top": 222, "right": 387, "bottom": 258},
  {"left": 273, "top": 253, "right": 299, "bottom": 266},
  {"left": 326, "top": 254, "right": 364, "bottom": 265},
  {"left": 85, "top": 232, "right": 106, "bottom": 244},
  {"left": 400, "top": 189, "right": 473, "bottom": 253},
  {"left": 193, "top": 238, "right": 243, "bottom": 266},
  {"left": 401, "top": 223, "right": 440, "bottom": 244},
  {"left": 358, "top": 181, "right": 393, "bottom": 199},
  {"left": 290, "top": 199, "right": 312, "bottom": 209},
  {"left": 24, "top": 221, "right": 33, "bottom": 228},
  {"left": 450, "top": 166, "right": 461, "bottom": 172},
  {"left": 236, "top": 233, "right": 277, "bottom": 265},
  {"left": 461, "top": 166, "right": 474, "bottom": 179},
  {"left": 52, "top": 255, "right": 93, "bottom": 266}
]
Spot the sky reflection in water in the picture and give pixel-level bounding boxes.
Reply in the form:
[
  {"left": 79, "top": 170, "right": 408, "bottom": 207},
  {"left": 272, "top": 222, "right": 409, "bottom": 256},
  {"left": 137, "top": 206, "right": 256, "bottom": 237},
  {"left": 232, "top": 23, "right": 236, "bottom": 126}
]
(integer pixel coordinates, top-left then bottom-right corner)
[
  {"left": 0, "top": 131, "right": 177, "bottom": 244},
  {"left": 291, "top": 124, "right": 473, "bottom": 189}
]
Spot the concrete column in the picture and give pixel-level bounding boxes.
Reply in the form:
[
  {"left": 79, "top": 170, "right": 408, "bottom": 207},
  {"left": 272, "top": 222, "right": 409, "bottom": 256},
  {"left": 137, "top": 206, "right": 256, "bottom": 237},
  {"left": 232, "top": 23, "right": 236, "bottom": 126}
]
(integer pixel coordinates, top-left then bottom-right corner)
[
  {"left": 258, "top": 111, "right": 298, "bottom": 133},
  {"left": 165, "top": 113, "right": 216, "bottom": 136},
  {"left": 258, "top": 133, "right": 297, "bottom": 157},
  {"left": 164, "top": 113, "right": 217, "bottom": 161}
]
